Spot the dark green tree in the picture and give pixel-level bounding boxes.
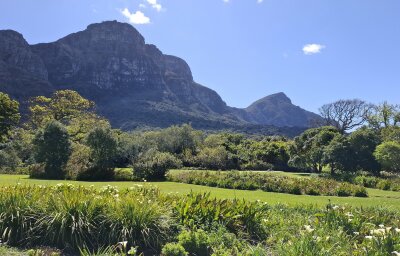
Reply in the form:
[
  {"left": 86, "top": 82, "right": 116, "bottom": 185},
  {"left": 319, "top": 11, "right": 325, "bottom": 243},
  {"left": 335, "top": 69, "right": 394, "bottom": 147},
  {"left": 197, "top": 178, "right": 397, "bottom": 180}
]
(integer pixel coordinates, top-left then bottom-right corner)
[
  {"left": 33, "top": 121, "right": 71, "bottom": 179},
  {"left": 0, "top": 92, "right": 20, "bottom": 142},
  {"left": 289, "top": 126, "right": 340, "bottom": 172},
  {"left": 323, "top": 135, "right": 356, "bottom": 175},
  {"left": 86, "top": 127, "right": 117, "bottom": 170},
  {"left": 348, "top": 128, "right": 381, "bottom": 175}
]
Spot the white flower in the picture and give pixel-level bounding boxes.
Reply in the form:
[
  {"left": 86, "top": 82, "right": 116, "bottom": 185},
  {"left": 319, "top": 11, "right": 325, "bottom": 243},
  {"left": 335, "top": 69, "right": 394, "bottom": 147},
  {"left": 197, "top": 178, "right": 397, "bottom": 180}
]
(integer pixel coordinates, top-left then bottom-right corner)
[
  {"left": 304, "top": 225, "right": 315, "bottom": 233},
  {"left": 353, "top": 232, "right": 360, "bottom": 235},
  {"left": 379, "top": 224, "right": 385, "bottom": 228},
  {"left": 395, "top": 228, "right": 400, "bottom": 233},
  {"left": 392, "top": 251, "right": 400, "bottom": 256},
  {"left": 365, "top": 236, "right": 374, "bottom": 240},
  {"left": 332, "top": 205, "right": 340, "bottom": 210}
]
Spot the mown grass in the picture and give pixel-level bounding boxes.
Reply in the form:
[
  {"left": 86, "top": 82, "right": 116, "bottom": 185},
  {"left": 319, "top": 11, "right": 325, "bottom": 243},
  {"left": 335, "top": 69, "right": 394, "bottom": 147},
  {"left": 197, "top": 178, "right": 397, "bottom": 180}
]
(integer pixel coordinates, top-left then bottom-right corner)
[{"left": 1, "top": 174, "right": 400, "bottom": 210}]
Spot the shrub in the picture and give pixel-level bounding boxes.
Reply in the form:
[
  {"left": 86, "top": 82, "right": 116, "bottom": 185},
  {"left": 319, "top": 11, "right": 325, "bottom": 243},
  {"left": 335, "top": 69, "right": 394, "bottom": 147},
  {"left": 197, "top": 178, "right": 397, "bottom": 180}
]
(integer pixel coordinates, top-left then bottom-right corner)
[
  {"left": 114, "top": 168, "right": 134, "bottom": 181},
  {"left": 161, "top": 243, "right": 188, "bottom": 256},
  {"left": 168, "top": 171, "right": 368, "bottom": 197},
  {"left": 28, "top": 163, "right": 46, "bottom": 179},
  {"left": 0, "top": 149, "right": 21, "bottom": 173},
  {"left": 65, "top": 143, "right": 91, "bottom": 180},
  {"left": 134, "top": 150, "right": 182, "bottom": 181},
  {"left": 178, "top": 230, "right": 209, "bottom": 256}
]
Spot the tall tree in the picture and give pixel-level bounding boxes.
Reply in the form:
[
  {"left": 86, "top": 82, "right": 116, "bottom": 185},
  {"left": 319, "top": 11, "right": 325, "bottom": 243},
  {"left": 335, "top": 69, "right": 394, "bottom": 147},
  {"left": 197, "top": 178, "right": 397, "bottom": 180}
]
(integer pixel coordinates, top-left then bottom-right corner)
[
  {"left": 289, "top": 126, "right": 340, "bottom": 173},
  {"left": 366, "top": 102, "right": 400, "bottom": 129},
  {"left": 0, "top": 92, "right": 20, "bottom": 142},
  {"left": 33, "top": 121, "right": 71, "bottom": 179},
  {"left": 86, "top": 127, "right": 117, "bottom": 170},
  {"left": 29, "top": 90, "right": 94, "bottom": 128},
  {"left": 319, "top": 99, "right": 371, "bottom": 134}
]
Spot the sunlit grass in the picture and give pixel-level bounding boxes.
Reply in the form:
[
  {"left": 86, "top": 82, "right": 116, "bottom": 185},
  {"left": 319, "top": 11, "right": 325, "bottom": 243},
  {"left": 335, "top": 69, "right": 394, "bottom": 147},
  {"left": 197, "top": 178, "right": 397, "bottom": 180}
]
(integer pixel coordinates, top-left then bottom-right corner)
[{"left": 0, "top": 174, "right": 400, "bottom": 209}]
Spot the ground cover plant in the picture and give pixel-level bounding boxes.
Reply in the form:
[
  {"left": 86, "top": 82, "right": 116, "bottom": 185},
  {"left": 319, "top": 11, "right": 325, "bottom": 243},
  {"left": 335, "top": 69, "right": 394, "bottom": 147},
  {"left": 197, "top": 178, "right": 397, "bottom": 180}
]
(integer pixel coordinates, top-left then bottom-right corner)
[
  {"left": 0, "top": 184, "right": 400, "bottom": 255},
  {"left": 167, "top": 170, "right": 368, "bottom": 197}
]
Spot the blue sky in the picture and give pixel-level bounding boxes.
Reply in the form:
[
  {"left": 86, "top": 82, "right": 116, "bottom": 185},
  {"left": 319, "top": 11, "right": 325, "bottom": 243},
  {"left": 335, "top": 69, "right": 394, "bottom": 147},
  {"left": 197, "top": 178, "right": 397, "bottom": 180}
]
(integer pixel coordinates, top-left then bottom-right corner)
[{"left": 1, "top": 0, "right": 399, "bottom": 112}]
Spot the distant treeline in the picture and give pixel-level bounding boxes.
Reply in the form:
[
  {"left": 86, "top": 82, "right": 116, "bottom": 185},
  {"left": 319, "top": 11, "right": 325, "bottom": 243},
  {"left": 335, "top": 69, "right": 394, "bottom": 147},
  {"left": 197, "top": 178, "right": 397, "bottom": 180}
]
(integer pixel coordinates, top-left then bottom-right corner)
[{"left": 0, "top": 90, "right": 399, "bottom": 181}]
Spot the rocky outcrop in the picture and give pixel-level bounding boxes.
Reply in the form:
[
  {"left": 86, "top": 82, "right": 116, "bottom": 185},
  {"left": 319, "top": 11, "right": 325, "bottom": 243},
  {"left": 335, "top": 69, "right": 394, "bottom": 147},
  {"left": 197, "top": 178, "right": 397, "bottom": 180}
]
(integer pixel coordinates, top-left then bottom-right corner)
[{"left": 0, "top": 21, "right": 320, "bottom": 133}]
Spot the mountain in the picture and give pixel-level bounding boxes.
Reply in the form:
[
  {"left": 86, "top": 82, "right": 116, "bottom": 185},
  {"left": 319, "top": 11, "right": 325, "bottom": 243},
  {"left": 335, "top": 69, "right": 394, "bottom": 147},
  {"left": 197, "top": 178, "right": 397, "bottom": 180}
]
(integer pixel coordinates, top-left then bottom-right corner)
[{"left": 0, "top": 21, "right": 320, "bottom": 134}]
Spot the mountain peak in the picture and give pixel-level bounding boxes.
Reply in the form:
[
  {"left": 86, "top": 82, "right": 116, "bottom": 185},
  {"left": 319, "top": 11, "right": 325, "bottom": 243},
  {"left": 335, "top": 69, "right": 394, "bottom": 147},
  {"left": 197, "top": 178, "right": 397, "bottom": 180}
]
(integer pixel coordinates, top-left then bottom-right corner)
[
  {"left": 251, "top": 92, "right": 292, "bottom": 106},
  {"left": 59, "top": 20, "right": 145, "bottom": 47}
]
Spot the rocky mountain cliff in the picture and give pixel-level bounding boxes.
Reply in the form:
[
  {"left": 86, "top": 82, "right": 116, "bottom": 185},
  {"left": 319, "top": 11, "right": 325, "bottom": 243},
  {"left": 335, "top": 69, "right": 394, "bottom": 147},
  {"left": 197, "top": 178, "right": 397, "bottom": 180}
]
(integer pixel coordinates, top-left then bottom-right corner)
[{"left": 0, "top": 21, "right": 319, "bottom": 134}]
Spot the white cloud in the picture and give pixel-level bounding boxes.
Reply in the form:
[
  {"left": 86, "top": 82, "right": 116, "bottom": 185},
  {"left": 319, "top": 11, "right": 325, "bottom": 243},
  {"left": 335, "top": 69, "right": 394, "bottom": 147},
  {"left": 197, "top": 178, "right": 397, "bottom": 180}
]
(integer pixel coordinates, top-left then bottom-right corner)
[
  {"left": 302, "top": 44, "right": 326, "bottom": 55},
  {"left": 223, "top": 0, "right": 230, "bottom": 3},
  {"left": 257, "top": 0, "right": 264, "bottom": 3},
  {"left": 121, "top": 8, "right": 150, "bottom": 24},
  {"left": 139, "top": 3, "right": 146, "bottom": 8},
  {"left": 146, "top": 0, "right": 162, "bottom": 12}
]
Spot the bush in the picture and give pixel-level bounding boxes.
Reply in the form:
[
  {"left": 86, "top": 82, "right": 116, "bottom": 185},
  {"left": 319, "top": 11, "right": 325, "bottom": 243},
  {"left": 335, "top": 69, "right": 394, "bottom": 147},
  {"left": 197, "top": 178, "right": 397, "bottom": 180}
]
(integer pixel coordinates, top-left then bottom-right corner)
[
  {"left": 161, "top": 243, "right": 188, "bottom": 256},
  {"left": 168, "top": 170, "right": 368, "bottom": 197},
  {"left": 114, "top": 168, "right": 134, "bottom": 181},
  {"left": 134, "top": 150, "right": 182, "bottom": 181},
  {"left": 28, "top": 163, "right": 46, "bottom": 179},
  {"left": 65, "top": 143, "right": 91, "bottom": 180},
  {"left": 0, "top": 149, "right": 21, "bottom": 173},
  {"left": 178, "top": 230, "right": 209, "bottom": 256}
]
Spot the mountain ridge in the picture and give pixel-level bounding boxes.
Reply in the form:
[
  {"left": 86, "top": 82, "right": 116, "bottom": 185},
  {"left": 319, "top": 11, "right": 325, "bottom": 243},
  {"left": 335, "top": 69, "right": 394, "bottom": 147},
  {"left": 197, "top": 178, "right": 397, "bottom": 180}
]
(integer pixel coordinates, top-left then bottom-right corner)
[{"left": 0, "top": 20, "right": 320, "bottom": 134}]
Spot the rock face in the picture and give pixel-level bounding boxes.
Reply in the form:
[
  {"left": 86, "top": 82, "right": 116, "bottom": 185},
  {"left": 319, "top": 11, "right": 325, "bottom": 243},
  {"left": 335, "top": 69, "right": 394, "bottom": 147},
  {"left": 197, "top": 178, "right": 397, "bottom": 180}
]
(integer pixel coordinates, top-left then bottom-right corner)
[{"left": 0, "top": 21, "right": 320, "bottom": 133}]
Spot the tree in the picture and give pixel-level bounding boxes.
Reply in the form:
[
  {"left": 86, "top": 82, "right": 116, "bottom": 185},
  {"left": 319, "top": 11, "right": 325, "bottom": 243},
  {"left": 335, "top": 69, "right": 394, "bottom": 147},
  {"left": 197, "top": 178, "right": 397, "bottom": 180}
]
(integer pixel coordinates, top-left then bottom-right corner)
[
  {"left": 33, "top": 121, "right": 71, "bottom": 179},
  {"left": 0, "top": 92, "right": 20, "bottom": 142},
  {"left": 289, "top": 126, "right": 340, "bottom": 173},
  {"left": 348, "top": 128, "right": 381, "bottom": 175},
  {"left": 86, "top": 127, "right": 117, "bottom": 170},
  {"left": 323, "top": 135, "right": 356, "bottom": 174},
  {"left": 367, "top": 102, "right": 400, "bottom": 129},
  {"left": 319, "top": 99, "right": 371, "bottom": 134},
  {"left": 29, "top": 90, "right": 94, "bottom": 128},
  {"left": 374, "top": 141, "right": 400, "bottom": 173}
]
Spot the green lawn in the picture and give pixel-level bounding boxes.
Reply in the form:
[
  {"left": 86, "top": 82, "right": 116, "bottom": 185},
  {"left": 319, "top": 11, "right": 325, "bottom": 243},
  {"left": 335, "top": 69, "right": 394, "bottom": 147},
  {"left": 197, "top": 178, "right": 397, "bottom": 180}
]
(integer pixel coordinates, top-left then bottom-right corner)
[{"left": 1, "top": 174, "right": 400, "bottom": 210}]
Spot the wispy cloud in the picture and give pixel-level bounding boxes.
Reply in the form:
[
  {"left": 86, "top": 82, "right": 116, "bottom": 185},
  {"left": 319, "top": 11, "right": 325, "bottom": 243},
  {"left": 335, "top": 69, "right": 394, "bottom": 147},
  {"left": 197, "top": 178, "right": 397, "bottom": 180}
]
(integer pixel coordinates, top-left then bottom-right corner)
[
  {"left": 223, "top": 0, "right": 230, "bottom": 3},
  {"left": 302, "top": 44, "right": 326, "bottom": 55},
  {"left": 121, "top": 8, "right": 150, "bottom": 24},
  {"left": 146, "top": 0, "right": 162, "bottom": 12},
  {"left": 257, "top": 0, "right": 264, "bottom": 3},
  {"left": 139, "top": 3, "right": 146, "bottom": 8}
]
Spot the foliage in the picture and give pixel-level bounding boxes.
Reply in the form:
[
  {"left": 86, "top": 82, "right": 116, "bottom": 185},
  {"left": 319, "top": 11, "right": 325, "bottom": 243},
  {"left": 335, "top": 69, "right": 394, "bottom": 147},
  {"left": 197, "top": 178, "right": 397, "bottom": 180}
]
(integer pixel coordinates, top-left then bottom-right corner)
[
  {"left": 0, "top": 185, "right": 400, "bottom": 255},
  {"left": 161, "top": 243, "right": 188, "bottom": 256},
  {"left": 0, "top": 92, "right": 20, "bottom": 142},
  {"left": 134, "top": 149, "right": 182, "bottom": 180},
  {"left": 374, "top": 141, "right": 400, "bottom": 173},
  {"left": 29, "top": 90, "right": 94, "bottom": 128},
  {"left": 195, "top": 146, "right": 233, "bottom": 170},
  {"left": 65, "top": 143, "right": 91, "bottom": 179},
  {"left": 348, "top": 128, "right": 381, "bottom": 175},
  {"left": 289, "top": 126, "right": 340, "bottom": 173},
  {"left": 78, "top": 127, "right": 118, "bottom": 180},
  {"left": 167, "top": 170, "right": 368, "bottom": 197},
  {"left": 32, "top": 121, "right": 71, "bottom": 179}
]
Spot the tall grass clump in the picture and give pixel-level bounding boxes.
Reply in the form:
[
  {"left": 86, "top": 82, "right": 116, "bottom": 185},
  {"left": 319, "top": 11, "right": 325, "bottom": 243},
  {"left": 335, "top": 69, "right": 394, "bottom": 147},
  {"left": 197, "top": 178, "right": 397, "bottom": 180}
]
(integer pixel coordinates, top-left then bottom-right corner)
[{"left": 0, "top": 185, "right": 399, "bottom": 255}]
